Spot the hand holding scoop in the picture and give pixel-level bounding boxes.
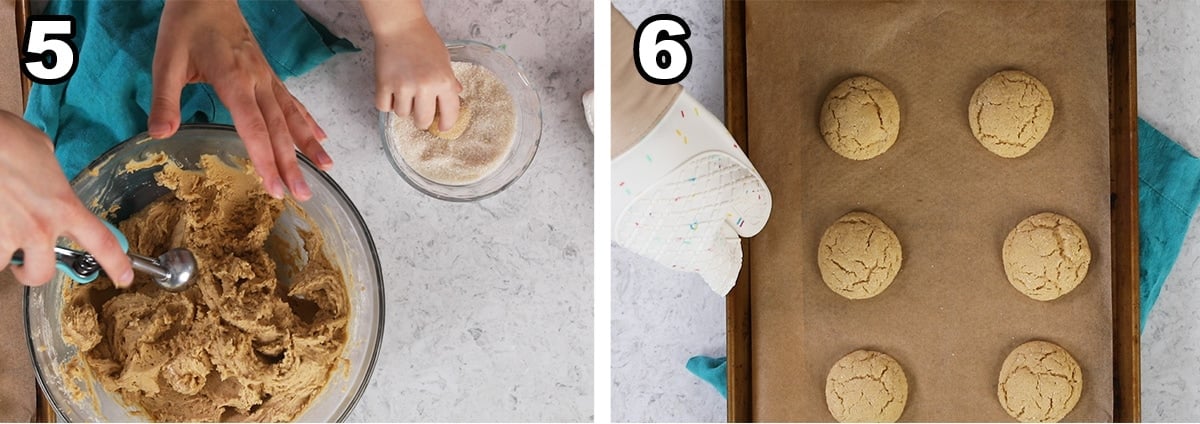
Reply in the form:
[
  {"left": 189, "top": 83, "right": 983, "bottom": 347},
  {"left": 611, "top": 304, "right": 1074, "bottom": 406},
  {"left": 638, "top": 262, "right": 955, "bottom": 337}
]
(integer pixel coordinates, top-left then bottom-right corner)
[{"left": 10, "top": 220, "right": 196, "bottom": 291}]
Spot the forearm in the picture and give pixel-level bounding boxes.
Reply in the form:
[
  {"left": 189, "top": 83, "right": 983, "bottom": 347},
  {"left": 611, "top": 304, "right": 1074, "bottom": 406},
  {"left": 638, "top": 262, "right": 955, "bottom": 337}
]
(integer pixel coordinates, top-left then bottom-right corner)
[{"left": 360, "top": 0, "right": 428, "bottom": 38}]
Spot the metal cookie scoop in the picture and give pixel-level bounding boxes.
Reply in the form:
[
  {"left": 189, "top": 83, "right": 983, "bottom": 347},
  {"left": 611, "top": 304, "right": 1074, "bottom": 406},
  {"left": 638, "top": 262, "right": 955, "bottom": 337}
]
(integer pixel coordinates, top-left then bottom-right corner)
[
  {"left": 129, "top": 248, "right": 197, "bottom": 292},
  {"left": 12, "top": 246, "right": 197, "bottom": 291},
  {"left": 9, "top": 219, "right": 196, "bottom": 290}
]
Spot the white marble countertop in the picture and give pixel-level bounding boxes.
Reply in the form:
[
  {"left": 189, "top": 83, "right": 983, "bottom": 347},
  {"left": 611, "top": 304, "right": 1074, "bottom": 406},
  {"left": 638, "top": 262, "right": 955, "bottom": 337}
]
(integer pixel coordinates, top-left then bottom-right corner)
[
  {"left": 612, "top": 0, "right": 1200, "bottom": 421},
  {"left": 288, "top": 1, "right": 593, "bottom": 421}
]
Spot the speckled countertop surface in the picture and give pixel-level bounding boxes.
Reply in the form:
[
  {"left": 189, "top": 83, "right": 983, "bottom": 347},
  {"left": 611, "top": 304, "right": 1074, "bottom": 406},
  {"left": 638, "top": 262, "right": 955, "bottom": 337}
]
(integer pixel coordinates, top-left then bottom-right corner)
[
  {"left": 612, "top": 0, "right": 1200, "bottom": 421},
  {"left": 289, "top": 1, "right": 593, "bottom": 421},
  {"left": 1135, "top": 1, "right": 1200, "bottom": 421}
]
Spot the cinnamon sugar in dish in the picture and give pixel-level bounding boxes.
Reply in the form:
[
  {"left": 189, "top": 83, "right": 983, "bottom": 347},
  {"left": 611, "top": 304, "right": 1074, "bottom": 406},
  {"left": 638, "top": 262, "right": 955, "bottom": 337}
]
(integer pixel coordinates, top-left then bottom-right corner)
[{"left": 388, "top": 62, "right": 517, "bottom": 185}]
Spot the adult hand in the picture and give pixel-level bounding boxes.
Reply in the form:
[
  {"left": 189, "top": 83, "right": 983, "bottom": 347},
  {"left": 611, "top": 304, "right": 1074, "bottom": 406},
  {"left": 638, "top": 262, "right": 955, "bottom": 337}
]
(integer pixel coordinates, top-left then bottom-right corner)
[
  {"left": 0, "top": 111, "right": 134, "bottom": 287},
  {"left": 362, "top": 1, "right": 462, "bottom": 131},
  {"left": 148, "top": 0, "right": 331, "bottom": 201}
]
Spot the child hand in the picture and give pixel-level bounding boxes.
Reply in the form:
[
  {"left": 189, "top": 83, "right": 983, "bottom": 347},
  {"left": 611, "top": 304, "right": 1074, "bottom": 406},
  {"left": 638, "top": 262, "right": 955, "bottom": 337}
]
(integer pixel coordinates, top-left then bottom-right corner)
[
  {"left": 0, "top": 111, "right": 133, "bottom": 287},
  {"left": 367, "top": 12, "right": 462, "bottom": 131}
]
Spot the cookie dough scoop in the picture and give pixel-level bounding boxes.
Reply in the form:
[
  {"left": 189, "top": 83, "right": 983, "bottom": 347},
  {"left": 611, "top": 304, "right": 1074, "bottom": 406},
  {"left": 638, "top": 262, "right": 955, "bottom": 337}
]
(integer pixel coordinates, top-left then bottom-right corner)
[{"left": 129, "top": 248, "right": 196, "bottom": 292}]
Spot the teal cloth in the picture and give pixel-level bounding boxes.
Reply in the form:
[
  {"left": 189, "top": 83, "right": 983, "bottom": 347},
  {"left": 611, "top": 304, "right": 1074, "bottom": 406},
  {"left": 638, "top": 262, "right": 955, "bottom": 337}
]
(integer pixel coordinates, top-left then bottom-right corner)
[
  {"left": 1138, "top": 118, "right": 1200, "bottom": 329},
  {"left": 690, "top": 118, "right": 1200, "bottom": 396},
  {"left": 24, "top": 0, "right": 357, "bottom": 179},
  {"left": 686, "top": 355, "right": 727, "bottom": 399}
]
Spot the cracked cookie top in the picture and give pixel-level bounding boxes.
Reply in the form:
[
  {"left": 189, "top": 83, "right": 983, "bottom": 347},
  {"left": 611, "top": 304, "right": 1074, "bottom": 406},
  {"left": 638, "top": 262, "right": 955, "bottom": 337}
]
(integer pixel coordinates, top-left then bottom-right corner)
[
  {"left": 818, "top": 211, "right": 903, "bottom": 299},
  {"left": 1002, "top": 212, "right": 1091, "bottom": 301},
  {"left": 997, "top": 340, "right": 1083, "bottom": 423},
  {"left": 969, "top": 70, "right": 1055, "bottom": 158},
  {"left": 825, "top": 350, "right": 909, "bottom": 423},
  {"left": 820, "top": 76, "right": 901, "bottom": 160}
]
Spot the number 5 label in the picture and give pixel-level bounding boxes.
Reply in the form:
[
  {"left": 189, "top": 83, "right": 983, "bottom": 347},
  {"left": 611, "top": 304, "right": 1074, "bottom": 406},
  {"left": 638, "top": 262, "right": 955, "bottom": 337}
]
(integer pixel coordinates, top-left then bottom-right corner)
[
  {"left": 21, "top": 16, "right": 79, "bottom": 85},
  {"left": 634, "top": 14, "right": 692, "bottom": 85}
]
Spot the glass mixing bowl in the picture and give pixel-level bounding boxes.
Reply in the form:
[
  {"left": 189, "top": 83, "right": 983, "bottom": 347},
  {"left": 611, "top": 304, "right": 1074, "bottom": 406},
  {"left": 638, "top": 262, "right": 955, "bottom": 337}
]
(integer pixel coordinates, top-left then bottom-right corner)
[
  {"left": 24, "top": 125, "right": 384, "bottom": 421},
  {"left": 379, "top": 40, "right": 543, "bottom": 202}
]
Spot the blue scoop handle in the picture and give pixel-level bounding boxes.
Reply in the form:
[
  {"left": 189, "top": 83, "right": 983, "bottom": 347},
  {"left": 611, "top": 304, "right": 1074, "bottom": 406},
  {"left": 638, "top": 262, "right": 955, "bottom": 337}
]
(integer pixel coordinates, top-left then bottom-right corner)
[{"left": 10, "top": 220, "right": 130, "bottom": 283}]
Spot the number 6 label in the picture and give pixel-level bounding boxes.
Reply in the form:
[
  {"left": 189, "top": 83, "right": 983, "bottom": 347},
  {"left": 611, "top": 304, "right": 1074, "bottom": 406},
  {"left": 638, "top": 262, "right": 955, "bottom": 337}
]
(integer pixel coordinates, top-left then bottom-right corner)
[
  {"left": 21, "top": 16, "right": 79, "bottom": 85},
  {"left": 633, "top": 14, "right": 692, "bottom": 85}
]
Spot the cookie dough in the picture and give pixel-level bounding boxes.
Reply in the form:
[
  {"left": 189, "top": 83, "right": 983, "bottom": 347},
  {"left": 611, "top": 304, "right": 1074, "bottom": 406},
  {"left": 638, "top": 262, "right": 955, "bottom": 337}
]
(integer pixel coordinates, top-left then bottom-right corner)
[
  {"left": 428, "top": 97, "right": 473, "bottom": 140},
  {"left": 969, "top": 70, "right": 1055, "bottom": 158},
  {"left": 390, "top": 61, "right": 517, "bottom": 185},
  {"left": 819, "top": 76, "right": 901, "bottom": 160},
  {"left": 1002, "top": 212, "right": 1091, "bottom": 301},
  {"left": 997, "top": 341, "right": 1083, "bottom": 423},
  {"left": 61, "top": 155, "right": 350, "bottom": 422},
  {"left": 826, "top": 350, "right": 909, "bottom": 423},
  {"left": 817, "top": 211, "right": 903, "bottom": 299}
]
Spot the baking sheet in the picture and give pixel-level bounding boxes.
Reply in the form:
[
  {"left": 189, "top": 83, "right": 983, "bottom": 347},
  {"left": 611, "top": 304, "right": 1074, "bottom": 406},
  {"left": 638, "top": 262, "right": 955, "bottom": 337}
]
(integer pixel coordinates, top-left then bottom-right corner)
[
  {"left": 1, "top": 0, "right": 22, "bottom": 114},
  {"left": 743, "top": 1, "right": 1113, "bottom": 421}
]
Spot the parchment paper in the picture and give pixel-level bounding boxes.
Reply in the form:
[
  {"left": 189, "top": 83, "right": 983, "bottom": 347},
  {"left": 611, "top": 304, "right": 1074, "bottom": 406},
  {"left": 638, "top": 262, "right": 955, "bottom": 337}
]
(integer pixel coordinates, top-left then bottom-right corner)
[{"left": 743, "top": 1, "right": 1113, "bottom": 421}]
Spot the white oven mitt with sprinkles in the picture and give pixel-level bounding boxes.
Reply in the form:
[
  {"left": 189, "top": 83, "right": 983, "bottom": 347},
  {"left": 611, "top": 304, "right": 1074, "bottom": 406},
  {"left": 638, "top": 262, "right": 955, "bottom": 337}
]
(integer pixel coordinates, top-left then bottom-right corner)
[
  {"left": 583, "top": 89, "right": 594, "bottom": 133},
  {"left": 611, "top": 91, "right": 772, "bottom": 295}
]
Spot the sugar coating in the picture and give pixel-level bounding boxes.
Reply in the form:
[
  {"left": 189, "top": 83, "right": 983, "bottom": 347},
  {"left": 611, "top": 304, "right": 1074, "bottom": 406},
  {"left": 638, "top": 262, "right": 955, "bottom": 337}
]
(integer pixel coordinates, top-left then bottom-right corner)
[
  {"left": 969, "top": 70, "right": 1055, "bottom": 158},
  {"left": 819, "top": 76, "right": 901, "bottom": 160},
  {"left": 390, "top": 62, "right": 517, "bottom": 185},
  {"left": 817, "top": 211, "right": 903, "bottom": 299},
  {"left": 1002, "top": 212, "right": 1091, "bottom": 301},
  {"left": 997, "top": 340, "right": 1083, "bottom": 423},
  {"left": 428, "top": 97, "right": 474, "bottom": 140},
  {"left": 825, "top": 350, "right": 909, "bottom": 423}
]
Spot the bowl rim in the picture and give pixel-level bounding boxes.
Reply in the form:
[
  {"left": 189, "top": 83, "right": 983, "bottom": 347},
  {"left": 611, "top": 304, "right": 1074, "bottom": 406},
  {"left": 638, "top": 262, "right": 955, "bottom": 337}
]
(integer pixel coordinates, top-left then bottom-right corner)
[
  {"left": 24, "top": 123, "right": 386, "bottom": 422},
  {"left": 379, "top": 39, "right": 543, "bottom": 202}
]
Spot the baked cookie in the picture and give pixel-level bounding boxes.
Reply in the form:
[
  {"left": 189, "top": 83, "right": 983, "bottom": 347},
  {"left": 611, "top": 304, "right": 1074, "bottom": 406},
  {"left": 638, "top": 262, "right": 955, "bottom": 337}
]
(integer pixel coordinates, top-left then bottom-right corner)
[
  {"left": 826, "top": 350, "right": 909, "bottom": 423},
  {"left": 997, "top": 341, "right": 1083, "bottom": 423},
  {"left": 427, "top": 97, "right": 473, "bottom": 140},
  {"left": 820, "top": 76, "right": 901, "bottom": 160},
  {"left": 818, "top": 211, "right": 903, "bottom": 299},
  {"left": 1002, "top": 212, "right": 1091, "bottom": 301},
  {"left": 969, "top": 70, "right": 1054, "bottom": 158}
]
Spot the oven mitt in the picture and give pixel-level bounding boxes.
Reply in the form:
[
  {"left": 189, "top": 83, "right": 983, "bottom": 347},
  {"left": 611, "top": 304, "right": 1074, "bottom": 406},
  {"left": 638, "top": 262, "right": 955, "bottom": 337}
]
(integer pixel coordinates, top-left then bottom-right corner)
[
  {"left": 23, "top": 0, "right": 356, "bottom": 180},
  {"left": 610, "top": 6, "right": 772, "bottom": 296},
  {"left": 1138, "top": 118, "right": 1200, "bottom": 330},
  {"left": 583, "top": 89, "right": 594, "bottom": 133}
]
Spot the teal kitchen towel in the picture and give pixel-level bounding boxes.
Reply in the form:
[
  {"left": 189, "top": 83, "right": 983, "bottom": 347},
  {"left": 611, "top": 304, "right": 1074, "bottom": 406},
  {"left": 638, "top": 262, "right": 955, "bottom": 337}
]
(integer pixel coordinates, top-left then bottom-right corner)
[
  {"left": 1138, "top": 118, "right": 1200, "bottom": 329},
  {"left": 24, "top": 0, "right": 356, "bottom": 179},
  {"left": 686, "top": 355, "right": 727, "bottom": 399}
]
